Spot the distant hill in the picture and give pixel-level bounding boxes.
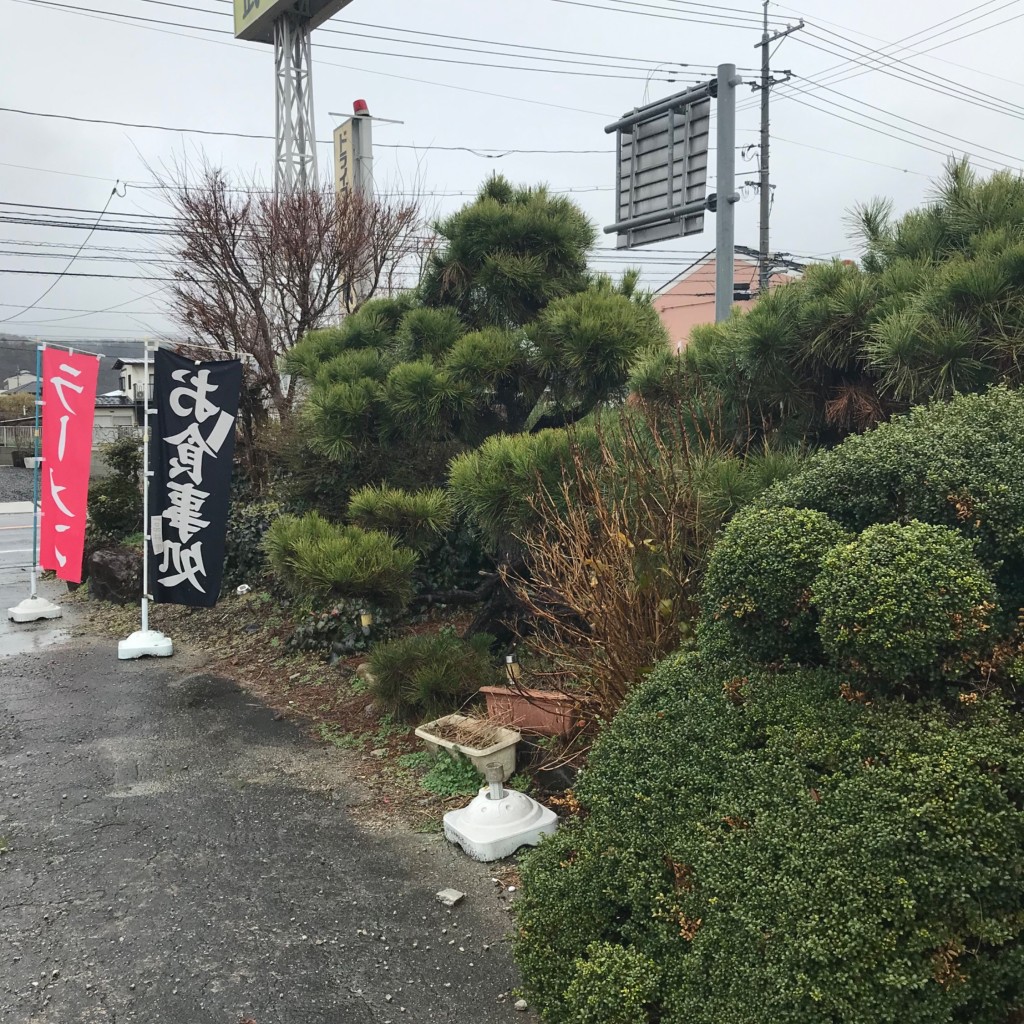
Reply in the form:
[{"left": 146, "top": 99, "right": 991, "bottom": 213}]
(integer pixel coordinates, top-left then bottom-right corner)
[{"left": 0, "top": 334, "right": 146, "bottom": 393}]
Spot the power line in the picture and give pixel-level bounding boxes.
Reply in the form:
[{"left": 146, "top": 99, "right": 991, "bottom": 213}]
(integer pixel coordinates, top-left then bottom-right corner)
[
  {"left": 793, "top": 28, "right": 1024, "bottom": 125},
  {"left": 0, "top": 182, "right": 124, "bottom": 324},
  {"left": 778, "top": 78, "right": 1022, "bottom": 167},
  {"left": 778, "top": 91, "right": 1004, "bottom": 173},
  {"left": 769, "top": 0, "right": 1024, "bottom": 89},
  {"left": 771, "top": 135, "right": 930, "bottom": 176},
  {"left": 0, "top": 105, "right": 611, "bottom": 155},
  {"left": 11, "top": 0, "right": 618, "bottom": 119},
  {"left": 18, "top": 0, "right": 679, "bottom": 82},
  {"left": 548, "top": 0, "right": 764, "bottom": 28},
  {"left": 772, "top": 0, "right": 1022, "bottom": 93},
  {"left": 154, "top": 0, "right": 706, "bottom": 73}
]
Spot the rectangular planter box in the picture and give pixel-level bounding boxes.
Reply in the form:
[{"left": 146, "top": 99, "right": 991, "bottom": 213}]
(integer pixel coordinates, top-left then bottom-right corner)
[
  {"left": 415, "top": 713, "right": 520, "bottom": 780},
  {"left": 480, "top": 686, "right": 576, "bottom": 738}
]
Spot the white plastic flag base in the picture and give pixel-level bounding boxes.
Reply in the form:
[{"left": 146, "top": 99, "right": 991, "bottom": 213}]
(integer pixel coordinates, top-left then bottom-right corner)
[
  {"left": 7, "top": 595, "right": 63, "bottom": 623},
  {"left": 443, "top": 787, "right": 558, "bottom": 862},
  {"left": 118, "top": 629, "right": 173, "bottom": 660}
]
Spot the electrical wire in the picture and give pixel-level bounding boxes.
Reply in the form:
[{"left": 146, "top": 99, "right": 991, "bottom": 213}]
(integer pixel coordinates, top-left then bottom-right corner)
[
  {"left": 779, "top": 91, "right": 1004, "bottom": 173},
  {"left": 776, "top": 78, "right": 1021, "bottom": 167},
  {"left": 10, "top": 0, "right": 618, "bottom": 118},
  {"left": 0, "top": 182, "right": 124, "bottom": 323},
  {"left": 0, "top": 105, "right": 611, "bottom": 155},
  {"left": 792, "top": 28, "right": 1024, "bottom": 124},
  {"left": 153, "top": 0, "right": 705, "bottom": 73},
  {"left": 737, "top": 3, "right": 1024, "bottom": 122},
  {"left": 548, "top": 0, "right": 764, "bottom": 28},
  {"left": 769, "top": 0, "right": 1024, "bottom": 89},
  {"left": 17, "top": 0, "right": 680, "bottom": 82}
]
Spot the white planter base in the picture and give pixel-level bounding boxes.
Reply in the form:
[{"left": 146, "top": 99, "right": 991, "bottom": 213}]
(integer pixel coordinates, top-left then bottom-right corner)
[
  {"left": 118, "top": 629, "right": 173, "bottom": 660},
  {"left": 8, "top": 596, "right": 63, "bottom": 623},
  {"left": 444, "top": 787, "right": 558, "bottom": 862}
]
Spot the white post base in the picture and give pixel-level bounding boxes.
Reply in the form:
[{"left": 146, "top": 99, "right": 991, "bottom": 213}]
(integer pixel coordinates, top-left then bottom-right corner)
[
  {"left": 118, "top": 630, "right": 173, "bottom": 660},
  {"left": 443, "top": 788, "right": 559, "bottom": 862},
  {"left": 7, "top": 596, "right": 63, "bottom": 623}
]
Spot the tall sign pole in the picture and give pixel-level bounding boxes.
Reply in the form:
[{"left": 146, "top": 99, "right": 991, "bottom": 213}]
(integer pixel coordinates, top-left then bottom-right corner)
[
  {"left": 714, "top": 63, "right": 739, "bottom": 324},
  {"left": 604, "top": 63, "right": 741, "bottom": 323},
  {"left": 274, "top": 13, "right": 318, "bottom": 192},
  {"left": 754, "top": 6, "right": 803, "bottom": 294},
  {"left": 233, "top": 0, "right": 358, "bottom": 193}
]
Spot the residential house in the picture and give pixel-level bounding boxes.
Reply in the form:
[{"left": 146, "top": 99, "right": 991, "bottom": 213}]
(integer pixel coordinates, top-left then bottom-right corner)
[
  {"left": 2, "top": 370, "right": 37, "bottom": 394},
  {"left": 653, "top": 255, "right": 795, "bottom": 353}
]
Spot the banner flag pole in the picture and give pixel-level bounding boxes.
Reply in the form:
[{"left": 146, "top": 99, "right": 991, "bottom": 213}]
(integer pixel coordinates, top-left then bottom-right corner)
[
  {"left": 8, "top": 342, "right": 62, "bottom": 623},
  {"left": 118, "top": 339, "right": 172, "bottom": 659}
]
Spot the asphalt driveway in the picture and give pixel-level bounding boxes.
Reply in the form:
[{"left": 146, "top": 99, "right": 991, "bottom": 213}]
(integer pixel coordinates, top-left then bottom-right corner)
[{"left": 0, "top": 635, "right": 533, "bottom": 1023}]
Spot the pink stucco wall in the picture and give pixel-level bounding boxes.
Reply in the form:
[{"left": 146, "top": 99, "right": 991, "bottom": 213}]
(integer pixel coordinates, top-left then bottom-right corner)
[{"left": 653, "top": 258, "right": 767, "bottom": 353}]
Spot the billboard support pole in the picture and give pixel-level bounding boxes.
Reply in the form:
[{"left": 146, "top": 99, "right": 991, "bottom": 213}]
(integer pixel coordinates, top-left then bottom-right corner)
[
  {"left": 714, "top": 63, "right": 739, "bottom": 324},
  {"left": 274, "top": 12, "right": 317, "bottom": 194}
]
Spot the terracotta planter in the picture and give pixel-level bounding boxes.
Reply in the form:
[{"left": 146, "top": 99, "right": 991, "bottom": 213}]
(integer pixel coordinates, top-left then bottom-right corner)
[{"left": 480, "top": 686, "right": 576, "bottom": 738}]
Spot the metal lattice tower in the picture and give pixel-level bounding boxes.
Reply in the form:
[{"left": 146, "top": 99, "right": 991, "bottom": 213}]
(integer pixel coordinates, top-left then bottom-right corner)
[{"left": 274, "top": 13, "right": 317, "bottom": 193}]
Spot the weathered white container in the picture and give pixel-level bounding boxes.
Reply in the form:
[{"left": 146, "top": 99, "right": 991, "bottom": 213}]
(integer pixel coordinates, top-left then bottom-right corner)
[{"left": 414, "top": 713, "right": 520, "bottom": 780}]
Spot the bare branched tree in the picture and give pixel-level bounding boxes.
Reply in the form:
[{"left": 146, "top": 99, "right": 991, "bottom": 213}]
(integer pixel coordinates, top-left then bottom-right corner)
[{"left": 161, "top": 166, "right": 426, "bottom": 424}]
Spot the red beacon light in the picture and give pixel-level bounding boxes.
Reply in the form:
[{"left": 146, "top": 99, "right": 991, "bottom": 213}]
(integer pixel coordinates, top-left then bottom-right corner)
[{"left": 353, "top": 99, "right": 370, "bottom": 117}]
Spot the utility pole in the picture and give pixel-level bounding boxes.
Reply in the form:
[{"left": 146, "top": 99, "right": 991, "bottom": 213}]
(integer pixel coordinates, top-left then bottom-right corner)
[{"left": 755, "top": 3, "right": 803, "bottom": 294}]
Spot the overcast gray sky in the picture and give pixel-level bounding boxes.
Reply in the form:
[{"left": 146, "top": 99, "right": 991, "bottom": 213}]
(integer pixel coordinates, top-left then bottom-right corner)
[{"left": 1, "top": 0, "right": 1021, "bottom": 344}]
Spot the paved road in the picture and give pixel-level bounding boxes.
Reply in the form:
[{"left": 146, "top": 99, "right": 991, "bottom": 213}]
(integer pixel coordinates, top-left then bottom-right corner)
[
  {"left": 0, "top": 640, "right": 535, "bottom": 1023},
  {"left": 0, "top": 506, "right": 35, "bottom": 585}
]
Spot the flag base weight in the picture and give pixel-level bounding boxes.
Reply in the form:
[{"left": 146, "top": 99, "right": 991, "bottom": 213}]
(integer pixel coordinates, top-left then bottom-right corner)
[
  {"left": 118, "top": 630, "right": 173, "bottom": 660},
  {"left": 7, "top": 596, "right": 63, "bottom": 623}
]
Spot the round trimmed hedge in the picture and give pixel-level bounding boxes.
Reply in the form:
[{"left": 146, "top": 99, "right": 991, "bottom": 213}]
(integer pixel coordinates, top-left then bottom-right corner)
[
  {"left": 514, "top": 655, "right": 1024, "bottom": 1024},
  {"left": 699, "top": 506, "right": 849, "bottom": 664},
  {"left": 813, "top": 520, "right": 996, "bottom": 692},
  {"left": 766, "top": 386, "right": 1024, "bottom": 609}
]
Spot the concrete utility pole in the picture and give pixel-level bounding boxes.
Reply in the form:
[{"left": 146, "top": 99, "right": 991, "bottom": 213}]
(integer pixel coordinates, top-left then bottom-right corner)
[{"left": 755, "top": 3, "right": 803, "bottom": 294}]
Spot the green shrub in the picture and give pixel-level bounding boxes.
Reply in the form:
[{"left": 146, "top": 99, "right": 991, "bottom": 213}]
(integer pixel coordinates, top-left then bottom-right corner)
[
  {"left": 395, "top": 306, "right": 465, "bottom": 361},
  {"left": 562, "top": 944, "right": 660, "bottom": 1024},
  {"left": 534, "top": 288, "right": 668, "bottom": 409},
  {"left": 514, "top": 655, "right": 1024, "bottom": 1024},
  {"left": 813, "top": 520, "right": 997, "bottom": 692},
  {"left": 347, "top": 485, "right": 453, "bottom": 551},
  {"left": 700, "top": 506, "right": 849, "bottom": 664},
  {"left": 223, "top": 499, "right": 282, "bottom": 588},
  {"left": 767, "top": 386, "right": 1024, "bottom": 608},
  {"left": 448, "top": 426, "right": 599, "bottom": 551},
  {"left": 264, "top": 512, "right": 417, "bottom": 611},
  {"left": 367, "top": 628, "right": 498, "bottom": 720},
  {"left": 87, "top": 435, "right": 142, "bottom": 543}
]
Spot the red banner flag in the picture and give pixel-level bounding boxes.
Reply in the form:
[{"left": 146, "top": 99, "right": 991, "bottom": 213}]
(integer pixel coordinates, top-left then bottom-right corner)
[{"left": 39, "top": 348, "right": 99, "bottom": 583}]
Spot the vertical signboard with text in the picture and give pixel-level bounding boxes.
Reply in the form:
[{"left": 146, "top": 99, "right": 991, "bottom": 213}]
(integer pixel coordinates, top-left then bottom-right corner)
[
  {"left": 148, "top": 350, "right": 242, "bottom": 607},
  {"left": 39, "top": 349, "right": 98, "bottom": 583}
]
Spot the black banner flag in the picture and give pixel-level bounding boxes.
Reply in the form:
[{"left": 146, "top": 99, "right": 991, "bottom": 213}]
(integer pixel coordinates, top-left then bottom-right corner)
[{"left": 148, "top": 349, "right": 242, "bottom": 607}]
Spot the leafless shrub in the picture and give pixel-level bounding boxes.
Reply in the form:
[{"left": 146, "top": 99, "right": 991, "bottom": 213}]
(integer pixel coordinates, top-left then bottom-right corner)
[{"left": 506, "top": 399, "right": 729, "bottom": 725}]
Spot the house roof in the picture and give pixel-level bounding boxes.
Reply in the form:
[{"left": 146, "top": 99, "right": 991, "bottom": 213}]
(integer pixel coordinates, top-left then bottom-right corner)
[
  {"left": 95, "top": 394, "right": 135, "bottom": 407},
  {"left": 652, "top": 254, "right": 763, "bottom": 298},
  {"left": 112, "top": 358, "right": 147, "bottom": 369},
  {"left": 1, "top": 380, "right": 38, "bottom": 395}
]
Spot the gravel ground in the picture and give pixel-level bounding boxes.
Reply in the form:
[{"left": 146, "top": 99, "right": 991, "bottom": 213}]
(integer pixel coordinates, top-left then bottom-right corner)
[{"left": 0, "top": 467, "right": 34, "bottom": 503}]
